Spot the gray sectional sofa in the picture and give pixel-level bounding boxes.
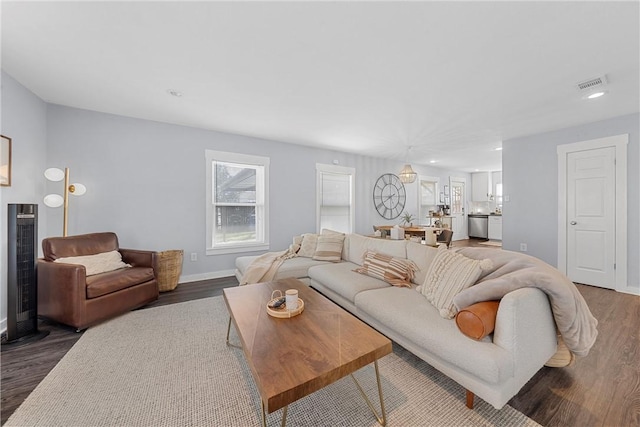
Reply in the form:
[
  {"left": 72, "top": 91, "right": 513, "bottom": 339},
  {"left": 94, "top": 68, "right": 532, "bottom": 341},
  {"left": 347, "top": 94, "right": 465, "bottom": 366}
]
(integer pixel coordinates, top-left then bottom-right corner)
[{"left": 235, "top": 233, "right": 565, "bottom": 410}]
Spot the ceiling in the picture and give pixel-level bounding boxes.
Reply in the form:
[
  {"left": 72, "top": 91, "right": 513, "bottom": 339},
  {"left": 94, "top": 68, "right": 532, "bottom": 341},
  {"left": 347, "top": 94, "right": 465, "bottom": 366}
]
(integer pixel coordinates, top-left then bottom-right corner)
[{"left": 2, "top": 1, "right": 638, "bottom": 172}]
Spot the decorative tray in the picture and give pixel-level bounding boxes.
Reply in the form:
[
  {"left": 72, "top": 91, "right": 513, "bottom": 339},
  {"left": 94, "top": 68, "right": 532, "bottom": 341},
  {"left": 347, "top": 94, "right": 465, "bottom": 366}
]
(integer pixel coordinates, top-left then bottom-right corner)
[{"left": 266, "top": 297, "right": 305, "bottom": 318}]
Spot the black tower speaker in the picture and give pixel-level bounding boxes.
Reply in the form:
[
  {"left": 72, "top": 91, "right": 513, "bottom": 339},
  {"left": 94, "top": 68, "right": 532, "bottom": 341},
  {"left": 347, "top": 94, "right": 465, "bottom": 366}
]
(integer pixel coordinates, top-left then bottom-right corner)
[{"left": 2, "top": 204, "right": 49, "bottom": 349}]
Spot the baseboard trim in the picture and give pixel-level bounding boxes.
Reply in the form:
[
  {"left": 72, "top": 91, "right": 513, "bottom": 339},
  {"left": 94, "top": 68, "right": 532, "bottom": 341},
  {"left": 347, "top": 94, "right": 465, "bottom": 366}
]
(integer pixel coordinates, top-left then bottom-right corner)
[
  {"left": 618, "top": 285, "right": 640, "bottom": 296},
  {"left": 179, "top": 270, "right": 236, "bottom": 284}
]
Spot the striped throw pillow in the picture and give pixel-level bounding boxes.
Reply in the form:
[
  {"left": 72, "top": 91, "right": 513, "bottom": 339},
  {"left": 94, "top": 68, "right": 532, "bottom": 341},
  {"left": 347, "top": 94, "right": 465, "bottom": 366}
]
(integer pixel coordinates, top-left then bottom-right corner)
[
  {"left": 312, "top": 234, "right": 345, "bottom": 262},
  {"left": 354, "top": 250, "right": 418, "bottom": 288},
  {"left": 417, "top": 250, "right": 493, "bottom": 319}
]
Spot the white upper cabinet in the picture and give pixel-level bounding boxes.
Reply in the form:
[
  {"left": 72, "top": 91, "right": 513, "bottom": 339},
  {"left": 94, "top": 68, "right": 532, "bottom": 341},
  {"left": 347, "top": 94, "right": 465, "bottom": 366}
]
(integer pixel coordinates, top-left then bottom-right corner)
[{"left": 472, "top": 172, "right": 492, "bottom": 201}]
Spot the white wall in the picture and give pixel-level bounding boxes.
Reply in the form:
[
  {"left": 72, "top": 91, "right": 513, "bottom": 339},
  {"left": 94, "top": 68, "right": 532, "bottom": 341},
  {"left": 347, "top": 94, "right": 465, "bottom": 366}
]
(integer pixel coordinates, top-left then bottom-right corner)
[
  {"left": 0, "top": 71, "right": 49, "bottom": 331},
  {"left": 502, "top": 113, "right": 639, "bottom": 292},
  {"left": 44, "top": 103, "right": 468, "bottom": 281}
]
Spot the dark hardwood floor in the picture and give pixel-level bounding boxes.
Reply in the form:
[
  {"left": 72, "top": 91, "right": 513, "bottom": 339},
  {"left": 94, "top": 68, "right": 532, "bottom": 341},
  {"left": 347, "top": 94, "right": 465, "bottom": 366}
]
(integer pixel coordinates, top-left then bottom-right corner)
[{"left": 3, "top": 240, "right": 639, "bottom": 426}]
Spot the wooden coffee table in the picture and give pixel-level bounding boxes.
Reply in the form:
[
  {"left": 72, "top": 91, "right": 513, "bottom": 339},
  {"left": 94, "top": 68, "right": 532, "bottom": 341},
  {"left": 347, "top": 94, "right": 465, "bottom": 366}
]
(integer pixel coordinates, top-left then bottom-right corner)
[{"left": 223, "top": 277, "right": 392, "bottom": 427}]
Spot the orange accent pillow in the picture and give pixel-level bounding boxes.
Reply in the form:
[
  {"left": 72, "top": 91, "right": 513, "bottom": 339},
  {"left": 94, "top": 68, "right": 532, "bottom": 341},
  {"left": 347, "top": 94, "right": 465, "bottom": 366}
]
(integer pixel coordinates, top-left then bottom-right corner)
[{"left": 455, "top": 300, "right": 500, "bottom": 340}]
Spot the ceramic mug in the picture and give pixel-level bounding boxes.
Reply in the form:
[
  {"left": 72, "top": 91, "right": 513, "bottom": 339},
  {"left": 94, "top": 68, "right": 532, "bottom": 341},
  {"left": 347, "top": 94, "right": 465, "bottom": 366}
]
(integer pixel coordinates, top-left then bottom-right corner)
[{"left": 285, "top": 289, "right": 298, "bottom": 311}]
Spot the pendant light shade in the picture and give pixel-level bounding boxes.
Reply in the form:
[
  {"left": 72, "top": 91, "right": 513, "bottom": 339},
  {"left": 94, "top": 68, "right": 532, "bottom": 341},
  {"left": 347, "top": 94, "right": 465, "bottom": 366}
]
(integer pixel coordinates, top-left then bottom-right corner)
[{"left": 399, "top": 164, "right": 417, "bottom": 184}]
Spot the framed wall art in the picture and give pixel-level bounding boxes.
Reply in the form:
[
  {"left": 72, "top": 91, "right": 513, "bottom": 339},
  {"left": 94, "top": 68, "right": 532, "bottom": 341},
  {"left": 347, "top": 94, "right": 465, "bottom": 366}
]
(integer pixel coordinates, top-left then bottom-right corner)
[{"left": 1, "top": 135, "right": 11, "bottom": 187}]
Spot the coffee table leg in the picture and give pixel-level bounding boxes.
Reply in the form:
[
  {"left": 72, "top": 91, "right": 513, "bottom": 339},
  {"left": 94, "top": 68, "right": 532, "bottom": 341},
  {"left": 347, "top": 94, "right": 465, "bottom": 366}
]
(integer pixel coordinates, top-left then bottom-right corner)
[
  {"left": 261, "top": 401, "right": 288, "bottom": 427},
  {"left": 225, "top": 317, "right": 242, "bottom": 349},
  {"left": 350, "top": 360, "right": 387, "bottom": 426}
]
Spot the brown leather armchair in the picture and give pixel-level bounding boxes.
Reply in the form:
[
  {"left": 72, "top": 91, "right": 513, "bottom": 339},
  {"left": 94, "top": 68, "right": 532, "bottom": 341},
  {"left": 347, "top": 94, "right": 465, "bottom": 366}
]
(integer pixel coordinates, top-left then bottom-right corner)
[{"left": 38, "top": 232, "right": 159, "bottom": 330}]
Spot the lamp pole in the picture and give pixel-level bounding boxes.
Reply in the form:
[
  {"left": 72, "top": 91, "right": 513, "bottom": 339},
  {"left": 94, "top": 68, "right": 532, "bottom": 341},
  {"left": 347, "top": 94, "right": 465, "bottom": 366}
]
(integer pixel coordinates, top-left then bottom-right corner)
[{"left": 63, "top": 167, "right": 70, "bottom": 237}]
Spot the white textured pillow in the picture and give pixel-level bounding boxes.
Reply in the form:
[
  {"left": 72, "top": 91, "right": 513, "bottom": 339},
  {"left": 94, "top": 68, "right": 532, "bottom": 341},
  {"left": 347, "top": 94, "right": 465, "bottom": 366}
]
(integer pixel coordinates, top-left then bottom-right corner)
[
  {"left": 297, "top": 234, "right": 318, "bottom": 258},
  {"left": 417, "top": 250, "right": 493, "bottom": 319},
  {"left": 54, "top": 250, "right": 132, "bottom": 276},
  {"left": 312, "top": 234, "right": 345, "bottom": 262},
  {"left": 289, "top": 235, "right": 304, "bottom": 253}
]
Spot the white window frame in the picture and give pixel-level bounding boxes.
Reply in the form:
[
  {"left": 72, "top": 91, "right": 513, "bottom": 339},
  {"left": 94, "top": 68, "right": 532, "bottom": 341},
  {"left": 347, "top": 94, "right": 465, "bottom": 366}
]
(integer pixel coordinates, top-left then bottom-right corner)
[
  {"left": 316, "top": 163, "right": 355, "bottom": 234},
  {"left": 206, "top": 150, "right": 270, "bottom": 255}
]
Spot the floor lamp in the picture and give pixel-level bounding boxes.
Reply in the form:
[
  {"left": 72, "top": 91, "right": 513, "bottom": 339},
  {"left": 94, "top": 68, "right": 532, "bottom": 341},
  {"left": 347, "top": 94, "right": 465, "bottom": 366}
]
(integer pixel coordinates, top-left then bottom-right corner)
[{"left": 44, "top": 167, "right": 86, "bottom": 237}]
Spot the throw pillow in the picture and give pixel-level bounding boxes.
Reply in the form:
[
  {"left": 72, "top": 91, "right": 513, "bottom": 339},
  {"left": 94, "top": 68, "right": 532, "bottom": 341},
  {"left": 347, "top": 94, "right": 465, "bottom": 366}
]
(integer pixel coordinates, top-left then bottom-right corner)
[
  {"left": 297, "top": 234, "right": 318, "bottom": 258},
  {"left": 417, "top": 250, "right": 493, "bottom": 319},
  {"left": 289, "top": 235, "right": 304, "bottom": 254},
  {"left": 312, "top": 234, "right": 345, "bottom": 262},
  {"left": 354, "top": 250, "right": 418, "bottom": 288},
  {"left": 406, "top": 242, "right": 446, "bottom": 286},
  {"left": 455, "top": 300, "right": 500, "bottom": 340},
  {"left": 54, "top": 250, "right": 131, "bottom": 276}
]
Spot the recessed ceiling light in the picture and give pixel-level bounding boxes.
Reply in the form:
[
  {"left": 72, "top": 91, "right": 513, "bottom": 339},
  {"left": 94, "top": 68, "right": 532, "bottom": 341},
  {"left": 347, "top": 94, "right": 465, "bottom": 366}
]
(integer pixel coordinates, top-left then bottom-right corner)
[
  {"left": 587, "top": 91, "right": 606, "bottom": 99},
  {"left": 167, "top": 89, "right": 183, "bottom": 97},
  {"left": 494, "top": 147, "right": 503, "bottom": 151},
  {"left": 429, "top": 160, "right": 437, "bottom": 164}
]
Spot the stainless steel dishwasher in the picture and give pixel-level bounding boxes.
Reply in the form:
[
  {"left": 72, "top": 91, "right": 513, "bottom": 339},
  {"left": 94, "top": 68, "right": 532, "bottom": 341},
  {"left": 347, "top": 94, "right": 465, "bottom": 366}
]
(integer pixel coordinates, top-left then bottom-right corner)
[{"left": 468, "top": 214, "right": 489, "bottom": 239}]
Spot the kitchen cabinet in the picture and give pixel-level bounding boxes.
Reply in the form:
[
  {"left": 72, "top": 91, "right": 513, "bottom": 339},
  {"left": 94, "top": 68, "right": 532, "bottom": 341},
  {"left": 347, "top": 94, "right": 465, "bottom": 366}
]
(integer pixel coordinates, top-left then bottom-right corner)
[
  {"left": 472, "top": 172, "right": 492, "bottom": 201},
  {"left": 488, "top": 215, "right": 502, "bottom": 240}
]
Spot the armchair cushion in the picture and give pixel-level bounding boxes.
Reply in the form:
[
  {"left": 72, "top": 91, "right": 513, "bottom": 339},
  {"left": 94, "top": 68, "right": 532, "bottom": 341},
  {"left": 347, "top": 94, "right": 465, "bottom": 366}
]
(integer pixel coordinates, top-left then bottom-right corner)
[
  {"left": 86, "top": 267, "right": 155, "bottom": 299},
  {"left": 43, "top": 232, "right": 119, "bottom": 260},
  {"left": 54, "top": 250, "right": 131, "bottom": 276}
]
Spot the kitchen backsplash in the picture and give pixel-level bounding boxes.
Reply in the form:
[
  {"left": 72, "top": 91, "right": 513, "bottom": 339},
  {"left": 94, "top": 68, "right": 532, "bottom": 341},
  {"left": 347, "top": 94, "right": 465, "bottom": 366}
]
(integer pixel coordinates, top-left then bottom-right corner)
[
  {"left": 469, "top": 201, "right": 502, "bottom": 214},
  {"left": 469, "top": 201, "right": 490, "bottom": 214}
]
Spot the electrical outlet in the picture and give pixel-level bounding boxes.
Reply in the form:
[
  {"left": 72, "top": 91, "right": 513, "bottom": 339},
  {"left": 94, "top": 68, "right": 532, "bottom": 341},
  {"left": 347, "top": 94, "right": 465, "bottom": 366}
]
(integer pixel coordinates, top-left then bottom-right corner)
[
  {"left": 520, "top": 243, "right": 527, "bottom": 252},
  {"left": 190, "top": 253, "right": 197, "bottom": 262},
  {"left": 504, "top": 195, "right": 510, "bottom": 202}
]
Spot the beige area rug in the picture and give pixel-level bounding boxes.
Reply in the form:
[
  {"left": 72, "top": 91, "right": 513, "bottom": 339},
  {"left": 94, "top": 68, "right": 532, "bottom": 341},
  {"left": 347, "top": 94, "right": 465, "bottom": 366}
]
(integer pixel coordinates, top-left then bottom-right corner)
[
  {"left": 478, "top": 241, "right": 503, "bottom": 247},
  {"left": 7, "top": 297, "right": 539, "bottom": 427}
]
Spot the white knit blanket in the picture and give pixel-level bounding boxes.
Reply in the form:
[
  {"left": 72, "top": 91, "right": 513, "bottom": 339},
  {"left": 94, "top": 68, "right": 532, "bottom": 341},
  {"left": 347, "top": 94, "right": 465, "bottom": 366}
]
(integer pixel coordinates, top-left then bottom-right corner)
[
  {"left": 453, "top": 248, "right": 598, "bottom": 357},
  {"left": 239, "top": 248, "right": 298, "bottom": 285}
]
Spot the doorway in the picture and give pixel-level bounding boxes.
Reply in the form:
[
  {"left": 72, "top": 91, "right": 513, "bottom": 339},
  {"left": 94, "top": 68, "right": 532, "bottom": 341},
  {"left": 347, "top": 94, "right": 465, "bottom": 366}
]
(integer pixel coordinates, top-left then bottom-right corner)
[{"left": 557, "top": 134, "right": 628, "bottom": 291}]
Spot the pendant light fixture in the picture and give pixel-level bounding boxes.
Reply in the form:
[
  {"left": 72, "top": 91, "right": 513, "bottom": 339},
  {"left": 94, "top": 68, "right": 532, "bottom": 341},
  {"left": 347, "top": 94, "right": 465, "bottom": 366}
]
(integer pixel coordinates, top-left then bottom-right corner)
[{"left": 398, "top": 146, "right": 417, "bottom": 184}]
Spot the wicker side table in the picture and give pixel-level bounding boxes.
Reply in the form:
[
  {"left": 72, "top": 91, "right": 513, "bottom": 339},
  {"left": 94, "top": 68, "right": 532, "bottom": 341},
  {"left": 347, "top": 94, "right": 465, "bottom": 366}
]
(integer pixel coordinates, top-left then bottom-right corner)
[{"left": 156, "top": 250, "right": 183, "bottom": 292}]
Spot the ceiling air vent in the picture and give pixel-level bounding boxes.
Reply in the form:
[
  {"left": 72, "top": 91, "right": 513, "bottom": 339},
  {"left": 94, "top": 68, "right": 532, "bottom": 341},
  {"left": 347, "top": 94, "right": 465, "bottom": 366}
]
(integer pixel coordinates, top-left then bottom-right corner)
[{"left": 577, "top": 75, "right": 607, "bottom": 91}]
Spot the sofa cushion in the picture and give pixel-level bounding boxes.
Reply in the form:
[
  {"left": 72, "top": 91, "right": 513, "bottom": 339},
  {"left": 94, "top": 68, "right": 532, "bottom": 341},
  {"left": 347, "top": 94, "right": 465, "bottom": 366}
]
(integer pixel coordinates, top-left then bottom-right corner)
[
  {"left": 312, "top": 234, "right": 345, "bottom": 262},
  {"left": 236, "top": 255, "right": 330, "bottom": 280},
  {"left": 308, "top": 262, "right": 389, "bottom": 304},
  {"left": 298, "top": 233, "right": 318, "bottom": 258},
  {"left": 54, "top": 250, "right": 131, "bottom": 276},
  {"left": 354, "top": 250, "right": 417, "bottom": 287},
  {"left": 86, "top": 267, "right": 155, "bottom": 299},
  {"left": 406, "top": 242, "right": 445, "bottom": 285},
  {"left": 418, "top": 250, "right": 493, "bottom": 319},
  {"left": 346, "top": 234, "right": 407, "bottom": 266},
  {"left": 354, "top": 286, "right": 513, "bottom": 384}
]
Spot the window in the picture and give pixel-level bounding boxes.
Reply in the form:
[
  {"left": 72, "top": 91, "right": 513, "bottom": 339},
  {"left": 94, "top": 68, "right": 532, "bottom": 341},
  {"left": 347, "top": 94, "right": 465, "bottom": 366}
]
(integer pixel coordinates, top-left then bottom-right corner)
[
  {"left": 206, "top": 150, "right": 269, "bottom": 255},
  {"left": 316, "top": 164, "right": 355, "bottom": 233},
  {"left": 418, "top": 176, "right": 439, "bottom": 222},
  {"left": 496, "top": 183, "right": 503, "bottom": 208},
  {"left": 451, "top": 183, "right": 463, "bottom": 214}
]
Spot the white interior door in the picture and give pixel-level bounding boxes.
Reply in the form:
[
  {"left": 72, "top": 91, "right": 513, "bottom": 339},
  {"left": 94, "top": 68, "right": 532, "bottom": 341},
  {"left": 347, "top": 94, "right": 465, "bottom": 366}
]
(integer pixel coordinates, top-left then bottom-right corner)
[
  {"left": 449, "top": 178, "right": 467, "bottom": 240},
  {"left": 566, "top": 147, "right": 615, "bottom": 288}
]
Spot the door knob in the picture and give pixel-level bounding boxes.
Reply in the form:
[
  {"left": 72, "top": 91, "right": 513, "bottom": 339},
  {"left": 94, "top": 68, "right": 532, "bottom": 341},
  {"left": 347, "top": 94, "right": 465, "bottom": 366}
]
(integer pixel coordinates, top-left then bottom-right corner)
[{"left": 570, "top": 221, "right": 577, "bottom": 225}]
